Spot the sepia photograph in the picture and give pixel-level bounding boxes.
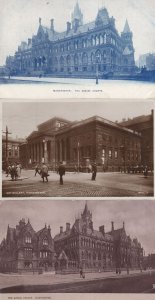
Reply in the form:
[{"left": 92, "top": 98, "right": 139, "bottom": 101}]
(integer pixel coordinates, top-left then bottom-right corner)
[
  {"left": 0, "top": 0, "right": 155, "bottom": 86},
  {"left": 0, "top": 199, "right": 155, "bottom": 293},
  {"left": 2, "top": 100, "right": 154, "bottom": 197}
]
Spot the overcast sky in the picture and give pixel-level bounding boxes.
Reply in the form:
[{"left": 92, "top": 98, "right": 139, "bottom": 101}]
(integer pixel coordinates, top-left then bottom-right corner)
[
  {"left": 0, "top": 0, "right": 155, "bottom": 65},
  {"left": 0, "top": 200, "right": 154, "bottom": 255},
  {"left": 2, "top": 101, "right": 154, "bottom": 139}
]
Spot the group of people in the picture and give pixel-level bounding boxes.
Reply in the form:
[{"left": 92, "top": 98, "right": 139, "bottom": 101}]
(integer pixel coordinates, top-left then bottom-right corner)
[
  {"left": 6, "top": 163, "right": 22, "bottom": 181},
  {"left": 35, "top": 162, "right": 66, "bottom": 185}
]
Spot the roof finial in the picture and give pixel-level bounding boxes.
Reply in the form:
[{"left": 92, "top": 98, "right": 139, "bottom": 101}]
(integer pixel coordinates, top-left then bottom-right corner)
[{"left": 39, "top": 17, "right": 42, "bottom": 25}]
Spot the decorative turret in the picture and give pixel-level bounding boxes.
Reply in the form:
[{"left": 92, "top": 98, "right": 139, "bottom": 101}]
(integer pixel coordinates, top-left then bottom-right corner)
[
  {"left": 95, "top": 7, "right": 110, "bottom": 26},
  {"left": 121, "top": 19, "right": 135, "bottom": 72},
  {"left": 71, "top": 1, "right": 83, "bottom": 30}
]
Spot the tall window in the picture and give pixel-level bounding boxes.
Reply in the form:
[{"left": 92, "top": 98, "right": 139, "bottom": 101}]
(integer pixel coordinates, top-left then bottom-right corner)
[
  {"left": 43, "top": 237, "right": 48, "bottom": 246},
  {"left": 25, "top": 235, "right": 32, "bottom": 244},
  {"left": 108, "top": 150, "right": 112, "bottom": 159},
  {"left": 114, "top": 150, "right": 118, "bottom": 159}
]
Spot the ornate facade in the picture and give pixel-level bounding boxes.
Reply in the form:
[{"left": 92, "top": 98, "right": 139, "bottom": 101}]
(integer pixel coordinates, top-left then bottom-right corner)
[
  {"left": 6, "top": 3, "right": 135, "bottom": 78},
  {"left": 0, "top": 203, "right": 143, "bottom": 273},
  {"left": 0, "top": 219, "right": 55, "bottom": 273},
  {"left": 54, "top": 203, "right": 143, "bottom": 272},
  {"left": 22, "top": 115, "right": 142, "bottom": 172}
]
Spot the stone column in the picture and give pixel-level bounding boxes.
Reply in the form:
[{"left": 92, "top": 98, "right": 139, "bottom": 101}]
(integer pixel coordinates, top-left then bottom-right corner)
[
  {"left": 60, "top": 140, "right": 62, "bottom": 162},
  {"left": 44, "top": 141, "right": 48, "bottom": 164}
]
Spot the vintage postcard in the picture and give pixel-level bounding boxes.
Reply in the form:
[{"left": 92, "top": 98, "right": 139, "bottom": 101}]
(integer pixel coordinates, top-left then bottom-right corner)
[
  {"left": 0, "top": 199, "right": 155, "bottom": 294},
  {"left": 2, "top": 100, "right": 154, "bottom": 198},
  {"left": 0, "top": 0, "right": 155, "bottom": 99}
]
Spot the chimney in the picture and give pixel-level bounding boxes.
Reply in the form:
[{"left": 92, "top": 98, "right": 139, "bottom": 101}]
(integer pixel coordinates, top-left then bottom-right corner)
[
  {"left": 28, "top": 38, "right": 31, "bottom": 46},
  {"left": 99, "top": 225, "right": 105, "bottom": 235},
  {"left": 66, "top": 223, "right": 70, "bottom": 232},
  {"left": 74, "top": 18, "right": 80, "bottom": 32},
  {"left": 50, "top": 19, "right": 54, "bottom": 31},
  {"left": 111, "top": 221, "right": 114, "bottom": 231},
  {"left": 123, "top": 221, "right": 125, "bottom": 229},
  {"left": 48, "top": 225, "right": 51, "bottom": 233},
  {"left": 67, "top": 22, "right": 71, "bottom": 33},
  {"left": 60, "top": 226, "right": 63, "bottom": 234}
]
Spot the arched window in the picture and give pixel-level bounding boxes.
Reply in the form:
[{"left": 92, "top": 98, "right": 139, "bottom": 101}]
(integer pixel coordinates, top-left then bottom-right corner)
[
  {"left": 25, "top": 235, "right": 31, "bottom": 244},
  {"left": 103, "top": 33, "right": 107, "bottom": 44},
  {"left": 66, "top": 55, "right": 71, "bottom": 66},
  {"left": 91, "top": 53, "right": 95, "bottom": 64},
  {"left": 82, "top": 53, "right": 88, "bottom": 65},
  {"left": 74, "top": 54, "right": 79, "bottom": 66},
  {"left": 95, "top": 50, "right": 102, "bottom": 64},
  {"left": 43, "top": 237, "right": 48, "bottom": 246},
  {"left": 60, "top": 56, "right": 64, "bottom": 66}
]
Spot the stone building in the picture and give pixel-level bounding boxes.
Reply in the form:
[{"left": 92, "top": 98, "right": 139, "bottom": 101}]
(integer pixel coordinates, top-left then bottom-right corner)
[
  {"left": 2, "top": 135, "right": 26, "bottom": 170},
  {"left": 0, "top": 203, "right": 144, "bottom": 273},
  {"left": 119, "top": 110, "right": 153, "bottom": 169},
  {"left": 0, "top": 219, "right": 55, "bottom": 273},
  {"left": 6, "top": 3, "right": 135, "bottom": 77},
  {"left": 54, "top": 203, "right": 143, "bottom": 272},
  {"left": 24, "top": 115, "right": 141, "bottom": 172}
]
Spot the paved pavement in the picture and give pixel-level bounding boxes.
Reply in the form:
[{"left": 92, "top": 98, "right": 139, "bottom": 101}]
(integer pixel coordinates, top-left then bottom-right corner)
[
  {"left": 0, "top": 269, "right": 153, "bottom": 290},
  {"left": 2, "top": 170, "right": 153, "bottom": 197}
]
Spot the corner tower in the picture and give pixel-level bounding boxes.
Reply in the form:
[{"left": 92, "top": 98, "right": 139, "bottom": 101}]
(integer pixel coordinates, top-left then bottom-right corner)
[{"left": 121, "top": 20, "right": 135, "bottom": 73}]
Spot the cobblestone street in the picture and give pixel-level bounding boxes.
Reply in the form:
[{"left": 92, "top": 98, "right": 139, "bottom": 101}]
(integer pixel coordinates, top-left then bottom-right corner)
[{"left": 2, "top": 170, "right": 153, "bottom": 197}]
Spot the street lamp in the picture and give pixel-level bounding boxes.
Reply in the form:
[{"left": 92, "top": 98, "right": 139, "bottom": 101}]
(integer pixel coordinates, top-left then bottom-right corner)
[
  {"left": 95, "top": 53, "right": 101, "bottom": 84},
  {"left": 77, "top": 141, "right": 80, "bottom": 173}
]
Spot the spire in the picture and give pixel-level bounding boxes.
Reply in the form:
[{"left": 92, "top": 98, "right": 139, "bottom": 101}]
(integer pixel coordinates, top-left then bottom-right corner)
[
  {"left": 83, "top": 201, "right": 88, "bottom": 214},
  {"left": 123, "top": 19, "right": 131, "bottom": 33},
  {"left": 39, "top": 17, "right": 42, "bottom": 26},
  {"left": 72, "top": 1, "right": 83, "bottom": 27}
]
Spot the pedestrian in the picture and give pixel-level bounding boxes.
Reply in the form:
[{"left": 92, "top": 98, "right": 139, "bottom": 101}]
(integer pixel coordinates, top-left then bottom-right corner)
[
  {"left": 91, "top": 162, "right": 97, "bottom": 181},
  {"left": 58, "top": 162, "right": 65, "bottom": 185},
  {"left": 35, "top": 164, "right": 40, "bottom": 176},
  {"left": 16, "top": 164, "right": 21, "bottom": 178},
  {"left": 41, "top": 163, "right": 49, "bottom": 182},
  {"left": 144, "top": 166, "right": 148, "bottom": 178}
]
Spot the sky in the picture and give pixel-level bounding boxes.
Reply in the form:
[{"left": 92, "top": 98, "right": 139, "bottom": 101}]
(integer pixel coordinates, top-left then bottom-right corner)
[
  {"left": 2, "top": 101, "right": 154, "bottom": 139},
  {"left": 0, "top": 200, "right": 154, "bottom": 255},
  {"left": 0, "top": 0, "right": 155, "bottom": 65}
]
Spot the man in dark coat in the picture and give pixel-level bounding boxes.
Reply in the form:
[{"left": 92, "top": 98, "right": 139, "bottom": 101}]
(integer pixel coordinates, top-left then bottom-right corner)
[
  {"left": 91, "top": 163, "right": 97, "bottom": 181},
  {"left": 58, "top": 162, "right": 65, "bottom": 185},
  {"left": 41, "top": 163, "right": 49, "bottom": 182}
]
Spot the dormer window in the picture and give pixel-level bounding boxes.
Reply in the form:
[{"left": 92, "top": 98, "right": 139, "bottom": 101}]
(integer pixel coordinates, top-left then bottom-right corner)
[
  {"left": 43, "top": 237, "right": 48, "bottom": 246},
  {"left": 25, "top": 235, "right": 31, "bottom": 244}
]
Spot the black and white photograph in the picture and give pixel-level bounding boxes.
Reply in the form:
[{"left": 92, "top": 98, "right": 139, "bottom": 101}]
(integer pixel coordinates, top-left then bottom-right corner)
[
  {"left": 0, "top": 199, "right": 155, "bottom": 293},
  {"left": 0, "top": 0, "right": 155, "bottom": 86},
  {"left": 2, "top": 101, "right": 154, "bottom": 198}
]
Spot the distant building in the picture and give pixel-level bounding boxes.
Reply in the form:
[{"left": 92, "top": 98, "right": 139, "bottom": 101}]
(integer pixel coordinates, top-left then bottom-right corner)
[
  {"left": 0, "top": 203, "right": 144, "bottom": 273},
  {"left": 23, "top": 115, "right": 142, "bottom": 172},
  {"left": 0, "top": 219, "right": 55, "bottom": 273},
  {"left": 2, "top": 135, "right": 26, "bottom": 170},
  {"left": 54, "top": 203, "right": 143, "bottom": 272},
  {"left": 119, "top": 110, "right": 153, "bottom": 169},
  {"left": 6, "top": 3, "right": 135, "bottom": 78},
  {"left": 138, "top": 53, "right": 155, "bottom": 71}
]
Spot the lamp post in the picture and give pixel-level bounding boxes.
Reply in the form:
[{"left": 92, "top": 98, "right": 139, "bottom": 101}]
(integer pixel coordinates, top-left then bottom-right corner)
[
  {"left": 95, "top": 53, "right": 101, "bottom": 84},
  {"left": 77, "top": 141, "right": 80, "bottom": 173}
]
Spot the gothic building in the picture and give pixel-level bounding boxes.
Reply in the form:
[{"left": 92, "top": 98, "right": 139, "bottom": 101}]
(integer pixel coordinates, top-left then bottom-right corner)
[
  {"left": 0, "top": 219, "right": 55, "bottom": 273},
  {"left": 54, "top": 203, "right": 143, "bottom": 272},
  {"left": 6, "top": 2, "right": 135, "bottom": 77},
  {"left": 21, "top": 115, "right": 142, "bottom": 172},
  {"left": 0, "top": 203, "right": 143, "bottom": 273}
]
